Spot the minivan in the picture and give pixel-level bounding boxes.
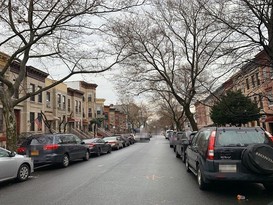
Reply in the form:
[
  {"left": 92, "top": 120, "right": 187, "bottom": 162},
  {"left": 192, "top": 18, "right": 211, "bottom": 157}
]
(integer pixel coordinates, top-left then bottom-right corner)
[{"left": 17, "top": 133, "right": 90, "bottom": 168}]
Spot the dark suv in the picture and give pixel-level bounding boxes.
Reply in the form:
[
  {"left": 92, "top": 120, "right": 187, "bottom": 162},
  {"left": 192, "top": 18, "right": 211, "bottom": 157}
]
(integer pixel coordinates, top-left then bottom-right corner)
[
  {"left": 185, "top": 127, "right": 273, "bottom": 191},
  {"left": 17, "top": 133, "right": 90, "bottom": 168}
]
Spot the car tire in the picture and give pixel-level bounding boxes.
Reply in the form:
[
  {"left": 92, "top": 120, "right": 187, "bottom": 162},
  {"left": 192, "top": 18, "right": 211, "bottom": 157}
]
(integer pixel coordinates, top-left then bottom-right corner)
[
  {"left": 17, "top": 164, "right": 30, "bottom": 182},
  {"left": 185, "top": 156, "right": 190, "bottom": 173},
  {"left": 241, "top": 144, "right": 273, "bottom": 174},
  {"left": 182, "top": 152, "right": 186, "bottom": 163},
  {"left": 61, "top": 154, "right": 69, "bottom": 168},
  {"left": 263, "top": 182, "right": 273, "bottom": 192},
  {"left": 197, "top": 165, "right": 209, "bottom": 190},
  {"left": 83, "top": 150, "right": 90, "bottom": 161},
  {"left": 97, "top": 149, "right": 101, "bottom": 157},
  {"left": 107, "top": 148, "right": 112, "bottom": 154},
  {"left": 176, "top": 149, "right": 181, "bottom": 158}
]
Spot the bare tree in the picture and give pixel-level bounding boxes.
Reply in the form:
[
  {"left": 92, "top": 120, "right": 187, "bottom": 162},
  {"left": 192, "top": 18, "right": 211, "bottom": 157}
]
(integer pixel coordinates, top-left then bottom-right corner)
[
  {"left": 0, "top": 0, "right": 145, "bottom": 151},
  {"left": 152, "top": 91, "right": 185, "bottom": 131},
  {"left": 200, "top": 0, "right": 273, "bottom": 63},
  {"left": 109, "top": 0, "right": 232, "bottom": 131}
]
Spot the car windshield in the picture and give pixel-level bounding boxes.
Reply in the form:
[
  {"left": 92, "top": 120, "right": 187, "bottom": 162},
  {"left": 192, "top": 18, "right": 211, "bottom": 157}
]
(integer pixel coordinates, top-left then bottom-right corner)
[
  {"left": 216, "top": 130, "right": 266, "bottom": 146},
  {"left": 103, "top": 137, "right": 116, "bottom": 141},
  {"left": 83, "top": 139, "right": 97, "bottom": 143}
]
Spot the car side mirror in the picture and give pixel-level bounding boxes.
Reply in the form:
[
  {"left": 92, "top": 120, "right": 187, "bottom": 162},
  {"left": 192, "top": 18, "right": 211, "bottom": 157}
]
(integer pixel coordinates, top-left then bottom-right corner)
[{"left": 9, "top": 152, "right": 16, "bottom": 157}]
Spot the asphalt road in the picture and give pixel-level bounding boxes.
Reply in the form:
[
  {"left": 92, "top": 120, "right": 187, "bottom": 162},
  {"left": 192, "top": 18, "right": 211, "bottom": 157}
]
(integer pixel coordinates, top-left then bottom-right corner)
[{"left": 1, "top": 135, "right": 273, "bottom": 205}]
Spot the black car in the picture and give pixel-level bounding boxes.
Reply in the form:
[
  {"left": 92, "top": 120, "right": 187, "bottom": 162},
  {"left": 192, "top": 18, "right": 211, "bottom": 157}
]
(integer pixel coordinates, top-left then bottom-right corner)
[
  {"left": 185, "top": 127, "right": 273, "bottom": 191},
  {"left": 17, "top": 133, "right": 90, "bottom": 168},
  {"left": 175, "top": 131, "right": 197, "bottom": 162},
  {"left": 83, "top": 138, "right": 112, "bottom": 156}
]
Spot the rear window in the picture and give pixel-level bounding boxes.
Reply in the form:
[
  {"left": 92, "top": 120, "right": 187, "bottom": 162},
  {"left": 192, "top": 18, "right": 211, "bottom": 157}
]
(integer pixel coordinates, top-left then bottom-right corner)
[
  {"left": 216, "top": 129, "right": 267, "bottom": 146},
  {"left": 30, "top": 136, "right": 54, "bottom": 145}
]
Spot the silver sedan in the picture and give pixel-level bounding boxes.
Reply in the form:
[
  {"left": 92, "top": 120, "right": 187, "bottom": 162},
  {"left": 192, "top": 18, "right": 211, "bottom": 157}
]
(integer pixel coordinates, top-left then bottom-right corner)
[{"left": 0, "top": 147, "right": 34, "bottom": 182}]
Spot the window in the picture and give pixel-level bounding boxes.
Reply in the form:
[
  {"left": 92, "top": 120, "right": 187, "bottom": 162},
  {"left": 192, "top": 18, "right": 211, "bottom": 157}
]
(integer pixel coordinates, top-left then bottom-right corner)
[
  {"left": 263, "top": 67, "right": 267, "bottom": 80},
  {"left": 88, "top": 108, "right": 92, "bottom": 118},
  {"left": 0, "top": 108, "right": 3, "bottom": 132},
  {"left": 259, "top": 94, "right": 263, "bottom": 108},
  {"left": 46, "top": 92, "right": 51, "bottom": 108},
  {"left": 246, "top": 78, "right": 250, "bottom": 90},
  {"left": 30, "top": 112, "right": 35, "bottom": 131},
  {"left": 38, "top": 86, "right": 42, "bottom": 103},
  {"left": 256, "top": 73, "right": 260, "bottom": 86},
  {"left": 88, "top": 94, "right": 92, "bottom": 102},
  {"left": 97, "top": 107, "right": 102, "bottom": 115},
  {"left": 30, "top": 84, "right": 35, "bottom": 101},
  {"left": 251, "top": 75, "right": 255, "bottom": 88},
  {"left": 75, "top": 100, "right": 78, "bottom": 113},
  {"left": 62, "top": 95, "right": 66, "bottom": 110},
  {"left": 68, "top": 99, "right": 71, "bottom": 112},
  {"left": 79, "top": 101, "right": 81, "bottom": 113},
  {"left": 267, "top": 91, "right": 273, "bottom": 106},
  {"left": 57, "top": 94, "right": 61, "bottom": 108}
]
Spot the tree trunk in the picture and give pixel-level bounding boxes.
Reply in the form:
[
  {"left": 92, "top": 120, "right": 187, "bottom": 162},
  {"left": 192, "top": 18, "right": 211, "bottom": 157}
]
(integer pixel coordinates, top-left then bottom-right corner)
[
  {"left": 184, "top": 104, "right": 198, "bottom": 131},
  {"left": 3, "top": 102, "right": 17, "bottom": 152}
]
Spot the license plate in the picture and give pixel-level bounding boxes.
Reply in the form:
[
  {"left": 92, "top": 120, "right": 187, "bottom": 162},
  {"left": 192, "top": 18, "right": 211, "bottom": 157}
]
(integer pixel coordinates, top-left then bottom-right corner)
[
  {"left": 219, "top": 164, "right": 237, "bottom": 173},
  {"left": 31, "top": 150, "right": 39, "bottom": 156}
]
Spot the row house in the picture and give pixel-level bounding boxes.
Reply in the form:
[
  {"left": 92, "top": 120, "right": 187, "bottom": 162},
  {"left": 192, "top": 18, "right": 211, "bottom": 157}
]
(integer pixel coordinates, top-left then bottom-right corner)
[
  {"left": 195, "top": 50, "right": 273, "bottom": 132},
  {"left": 65, "top": 81, "right": 98, "bottom": 133},
  {"left": 0, "top": 51, "right": 129, "bottom": 147},
  {"left": 0, "top": 52, "right": 48, "bottom": 147}
]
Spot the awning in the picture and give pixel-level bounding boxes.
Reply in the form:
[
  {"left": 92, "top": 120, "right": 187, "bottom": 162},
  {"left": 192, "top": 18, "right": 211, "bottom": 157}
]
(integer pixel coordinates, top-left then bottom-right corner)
[
  {"left": 45, "top": 113, "right": 59, "bottom": 121},
  {"left": 0, "top": 136, "right": 6, "bottom": 142},
  {"left": 265, "top": 116, "right": 273, "bottom": 122},
  {"left": 83, "top": 119, "right": 89, "bottom": 125}
]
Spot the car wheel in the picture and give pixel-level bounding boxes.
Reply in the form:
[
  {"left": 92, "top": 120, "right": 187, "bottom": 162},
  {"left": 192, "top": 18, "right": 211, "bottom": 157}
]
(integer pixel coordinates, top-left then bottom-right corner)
[
  {"left": 185, "top": 156, "right": 190, "bottom": 173},
  {"left": 107, "top": 147, "right": 112, "bottom": 154},
  {"left": 61, "top": 154, "right": 69, "bottom": 168},
  {"left": 17, "top": 164, "right": 30, "bottom": 182},
  {"left": 182, "top": 152, "right": 186, "bottom": 163},
  {"left": 176, "top": 149, "right": 181, "bottom": 158},
  {"left": 83, "top": 150, "right": 90, "bottom": 161},
  {"left": 197, "top": 165, "right": 209, "bottom": 190},
  {"left": 263, "top": 182, "right": 273, "bottom": 192},
  {"left": 242, "top": 144, "right": 273, "bottom": 174},
  {"left": 97, "top": 149, "right": 101, "bottom": 157}
]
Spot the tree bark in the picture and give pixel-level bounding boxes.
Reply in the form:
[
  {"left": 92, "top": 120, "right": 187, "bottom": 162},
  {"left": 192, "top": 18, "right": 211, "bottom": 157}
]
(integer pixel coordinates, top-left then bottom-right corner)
[{"left": 2, "top": 100, "right": 17, "bottom": 152}]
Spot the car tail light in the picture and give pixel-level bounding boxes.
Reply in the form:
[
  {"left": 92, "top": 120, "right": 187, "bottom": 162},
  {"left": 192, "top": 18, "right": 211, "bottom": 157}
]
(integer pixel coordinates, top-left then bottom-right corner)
[
  {"left": 17, "top": 147, "right": 26, "bottom": 154},
  {"left": 207, "top": 131, "right": 216, "bottom": 160},
  {"left": 43, "top": 144, "right": 59, "bottom": 150},
  {"left": 88, "top": 143, "right": 95, "bottom": 148},
  {"left": 265, "top": 131, "right": 273, "bottom": 142}
]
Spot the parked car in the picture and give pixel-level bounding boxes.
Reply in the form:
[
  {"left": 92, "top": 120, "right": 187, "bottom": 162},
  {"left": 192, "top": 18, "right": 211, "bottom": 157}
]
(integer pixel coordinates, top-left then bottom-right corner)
[
  {"left": 175, "top": 131, "right": 197, "bottom": 162},
  {"left": 83, "top": 138, "right": 111, "bottom": 156},
  {"left": 128, "top": 134, "right": 136, "bottom": 144},
  {"left": 119, "top": 136, "right": 131, "bottom": 147},
  {"left": 169, "top": 130, "right": 176, "bottom": 148},
  {"left": 17, "top": 133, "right": 90, "bottom": 168},
  {"left": 0, "top": 147, "right": 34, "bottom": 182},
  {"left": 165, "top": 130, "right": 173, "bottom": 140},
  {"left": 185, "top": 126, "right": 273, "bottom": 191},
  {"left": 103, "top": 136, "right": 123, "bottom": 150}
]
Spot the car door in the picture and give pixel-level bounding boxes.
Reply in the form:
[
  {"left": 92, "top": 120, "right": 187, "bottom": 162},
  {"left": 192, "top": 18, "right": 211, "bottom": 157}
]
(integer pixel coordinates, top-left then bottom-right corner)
[
  {"left": 73, "top": 135, "right": 86, "bottom": 159},
  {"left": 187, "top": 132, "right": 200, "bottom": 170},
  {"left": 98, "top": 139, "right": 107, "bottom": 153},
  {"left": 0, "top": 149, "right": 16, "bottom": 180}
]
